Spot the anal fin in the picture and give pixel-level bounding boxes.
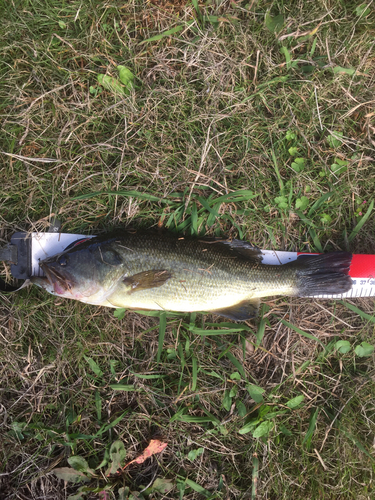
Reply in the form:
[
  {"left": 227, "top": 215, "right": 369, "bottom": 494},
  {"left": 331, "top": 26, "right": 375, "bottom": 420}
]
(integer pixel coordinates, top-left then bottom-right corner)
[{"left": 214, "top": 298, "right": 260, "bottom": 321}]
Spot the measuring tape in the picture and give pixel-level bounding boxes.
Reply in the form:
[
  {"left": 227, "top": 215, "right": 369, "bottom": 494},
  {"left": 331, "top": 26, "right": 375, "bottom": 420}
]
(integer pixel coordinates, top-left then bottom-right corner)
[
  {"left": 261, "top": 250, "right": 375, "bottom": 299},
  {"left": 1, "top": 232, "right": 375, "bottom": 298}
]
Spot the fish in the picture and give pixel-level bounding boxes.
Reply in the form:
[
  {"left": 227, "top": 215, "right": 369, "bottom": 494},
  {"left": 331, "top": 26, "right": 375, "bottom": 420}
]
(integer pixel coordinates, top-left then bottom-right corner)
[{"left": 31, "top": 230, "right": 353, "bottom": 321}]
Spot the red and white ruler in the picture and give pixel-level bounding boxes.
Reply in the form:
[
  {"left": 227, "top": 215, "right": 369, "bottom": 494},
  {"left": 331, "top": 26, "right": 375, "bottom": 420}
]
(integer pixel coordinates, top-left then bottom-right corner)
[
  {"left": 261, "top": 250, "right": 375, "bottom": 299},
  {"left": 12, "top": 232, "right": 375, "bottom": 299}
]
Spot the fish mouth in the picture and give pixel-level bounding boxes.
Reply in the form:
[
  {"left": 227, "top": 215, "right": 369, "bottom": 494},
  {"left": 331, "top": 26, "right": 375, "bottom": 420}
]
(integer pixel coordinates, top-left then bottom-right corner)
[{"left": 40, "top": 262, "right": 73, "bottom": 295}]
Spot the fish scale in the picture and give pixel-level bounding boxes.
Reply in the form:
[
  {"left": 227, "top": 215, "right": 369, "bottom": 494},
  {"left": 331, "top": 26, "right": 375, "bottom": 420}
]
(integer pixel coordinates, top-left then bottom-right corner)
[
  {"left": 106, "top": 234, "right": 295, "bottom": 312},
  {"left": 31, "top": 230, "right": 353, "bottom": 321}
]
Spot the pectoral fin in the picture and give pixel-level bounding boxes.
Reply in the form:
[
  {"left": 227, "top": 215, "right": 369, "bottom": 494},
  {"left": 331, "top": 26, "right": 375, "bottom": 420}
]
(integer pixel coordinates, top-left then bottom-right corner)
[
  {"left": 123, "top": 269, "right": 171, "bottom": 293},
  {"left": 214, "top": 298, "right": 260, "bottom": 321}
]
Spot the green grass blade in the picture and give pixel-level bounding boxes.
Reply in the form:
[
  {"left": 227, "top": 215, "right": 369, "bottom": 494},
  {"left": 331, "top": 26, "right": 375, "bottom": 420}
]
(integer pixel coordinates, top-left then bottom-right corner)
[
  {"left": 185, "top": 478, "right": 211, "bottom": 497},
  {"left": 303, "top": 408, "right": 319, "bottom": 450},
  {"left": 310, "top": 37, "right": 317, "bottom": 57},
  {"left": 339, "top": 428, "right": 374, "bottom": 461},
  {"left": 72, "top": 190, "right": 162, "bottom": 202},
  {"left": 191, "top": 356, "right": 198, "bottom": 391},
  {"left": 196, "top": 196, "right": 220, "bottom": 218},
  {"left": 157, "top": 312, "right": 167, "bottom": 363},
  {"left": 280, "top": 46, "right": 292, "bottom": 70},
  {"left": 295, "top": 209, "right": 315, "bottom": 227},
  {"left": 109, "top": 384, "right": 136, "bottom": 391},
  {"left": 191, "top": 201, "right": 198, "bottom": 235},
  {"left": 206, "top": 202, "right": 221, "bottom": 227},
  {"left": 179, "top": 415, "right": 219, "bottom": 424},
  {"left": 211, "top": 190, "right": 257, "bottom": 204},
  {"left": 256, "top": 304, "right": 269, "bottom": 347},
  {"left": 94, "top": 411, "right": 129, "bottom": 437},
  {"left": 338, "top": 301, "right": 375, "bottom": 323},
  {"left": 348, "top": 200, "right": 374, "bottom": 242},
  {"left": 177, "top": 341, "right": 186, "bottom": 371},
  {"left": 225, "top": 352, "right": 247, "bottom": 380},
  {"left": 191, "top": 0, "right": 203, "bottom": 23},
  {"left": 309, "top": 227, "right": 323, "bottom": 253},
  {"left": 84, "top": 356, "right": 103, "bottom": 378},
  {"left": 256, "top": 75, "right": 289, "bottom": 89},
  {"left": 279, "top": 319, "right": 325, "bottom": 348},
  {"left": 177, "top": 480, "right": 186, "bottom": 500},
  {"left": 270, "top": 148, "right": 284, "bottom": 194},
  {"left": 130, "top": 372, "right": 165, "bottom": 379},
  {"left": 308, "top": 192, "right": 333, "bottom": 217},
  {"left": 95, "top": 390, "right": 102, "bottom": 422},
  {"left": 188, "top": 321, "right": 252, "bottom": 335},
  {"left": 139, "top": 25, "right": 184, "bottom": 44}
]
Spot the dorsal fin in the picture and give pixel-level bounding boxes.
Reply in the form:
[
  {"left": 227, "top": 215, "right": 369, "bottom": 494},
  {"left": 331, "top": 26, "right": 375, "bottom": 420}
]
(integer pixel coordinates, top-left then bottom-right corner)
[{"left": 213, "top": 238, "right": 262, "bottom": 262}]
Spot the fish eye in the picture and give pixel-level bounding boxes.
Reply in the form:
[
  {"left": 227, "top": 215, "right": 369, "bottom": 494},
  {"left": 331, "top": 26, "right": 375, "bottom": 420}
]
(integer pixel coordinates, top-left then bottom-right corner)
[{"left": 58, "top": 255, "right": 68, "bottom": 266}]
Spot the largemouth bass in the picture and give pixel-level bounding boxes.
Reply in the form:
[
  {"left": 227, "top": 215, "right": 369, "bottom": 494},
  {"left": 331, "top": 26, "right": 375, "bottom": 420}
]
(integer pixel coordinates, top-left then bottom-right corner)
[{"left": 31, "top": 231, "right": 352, "bottom": 320}]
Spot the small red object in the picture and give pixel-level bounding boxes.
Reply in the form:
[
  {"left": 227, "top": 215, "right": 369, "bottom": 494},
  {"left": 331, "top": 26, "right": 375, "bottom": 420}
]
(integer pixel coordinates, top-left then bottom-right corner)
[{"left": 121, "top": 439, "right": 168, "bottom": 471}]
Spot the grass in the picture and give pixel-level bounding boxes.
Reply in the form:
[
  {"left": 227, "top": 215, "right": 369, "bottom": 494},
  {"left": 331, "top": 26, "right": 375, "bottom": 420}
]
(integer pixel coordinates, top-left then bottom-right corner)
[{"left": 1, "top": 0, "right": 375, "bottom": 498}]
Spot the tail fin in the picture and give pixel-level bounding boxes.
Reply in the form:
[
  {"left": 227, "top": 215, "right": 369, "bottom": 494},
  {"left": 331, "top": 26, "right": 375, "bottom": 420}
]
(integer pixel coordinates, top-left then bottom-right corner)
[{"left": 289, "top": 252, "right": 352, "bottom": 296}]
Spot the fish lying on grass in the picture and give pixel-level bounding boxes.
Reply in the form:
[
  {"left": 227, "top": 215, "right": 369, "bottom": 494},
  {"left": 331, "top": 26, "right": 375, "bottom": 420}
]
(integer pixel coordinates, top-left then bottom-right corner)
[{"left": 31, "top": 230, "right": 352, "bottom": 321}]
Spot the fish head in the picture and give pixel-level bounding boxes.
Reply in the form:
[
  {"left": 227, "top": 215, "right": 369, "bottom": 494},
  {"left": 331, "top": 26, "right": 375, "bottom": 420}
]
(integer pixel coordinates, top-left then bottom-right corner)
[{"left": 33, "top": 240, "right": 125, "bottom": 304}]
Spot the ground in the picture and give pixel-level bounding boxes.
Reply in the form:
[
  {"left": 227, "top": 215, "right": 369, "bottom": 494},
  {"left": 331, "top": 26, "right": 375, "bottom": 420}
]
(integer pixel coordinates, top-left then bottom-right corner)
[{"left": 0, "top": 0, "right": 375, "bottom": 499}]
